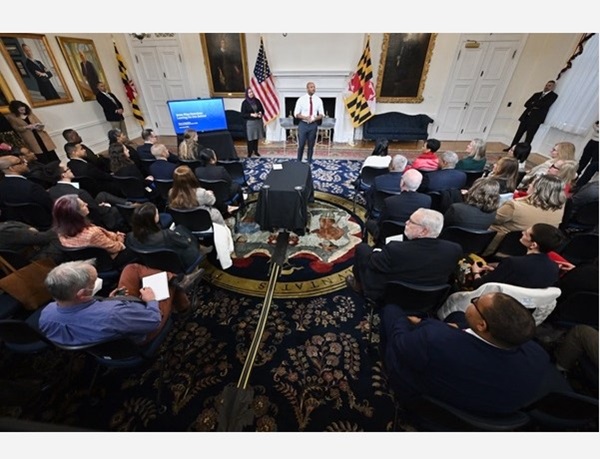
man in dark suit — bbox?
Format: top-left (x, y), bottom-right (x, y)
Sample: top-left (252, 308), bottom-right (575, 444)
top-left (0, 155), bottom-right (54, 217)
top-left (365, 154), bottom-right (408, 213)
top-left (504, 80), bottom-right (558, 151)
top-left (138, 128), bottom-right (178, 163)
top-left (65, 142), bottom-right (122, 197)
top-left (419, 151), bottom-right (467, 193)
top-left (48, 164), bottom-right (128, 231)
top-left (381, 292), bottom-right (561, 415)
top-left (149, 144), bottom-right (178, 181)
top-left (62, 128), bottom-right (110, 173)
top-left (347, 208), bottom-right (462, 302)
top-left (96, 82), bottom-right (128, 137)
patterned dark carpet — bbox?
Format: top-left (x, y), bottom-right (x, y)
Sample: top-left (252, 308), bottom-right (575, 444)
top-left (0, 158), bottom-right (402, 432)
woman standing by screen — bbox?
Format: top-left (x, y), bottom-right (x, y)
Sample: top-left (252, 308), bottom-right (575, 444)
top-left (241, 87), bottom-right (265, 157)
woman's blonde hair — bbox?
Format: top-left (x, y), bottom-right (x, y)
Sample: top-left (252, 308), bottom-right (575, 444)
top-left (467, 138), bottom-right (487, 161)
top-left (178, 129), bottom-right (198, 161)
top-left (554, 142), bottom-right (576, 160)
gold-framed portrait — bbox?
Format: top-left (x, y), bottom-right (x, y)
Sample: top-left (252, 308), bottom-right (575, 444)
top-left (376, 33), bottom-right (437, 103)
top-left (200, 33), bottom-right (249, 98)
top-left (0, 33), bottom-right (73, 107)
top-left (0, 71), bottom-right (15, 114)
top-left (56, 36), bottom-right (109, 102)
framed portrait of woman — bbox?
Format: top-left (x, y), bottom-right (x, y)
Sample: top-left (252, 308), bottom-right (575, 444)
top-left (0, 71), bottom-right (15, 114)
top-left (0, 33), bottom-right (73, 108)
top-left (56, 37), bottom-right (108, 102)
top-left (200, 33), bottom-right (249, 98)
top-left (376, 33), bottom-right (437, 103)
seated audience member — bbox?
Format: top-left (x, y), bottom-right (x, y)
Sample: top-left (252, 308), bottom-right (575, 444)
top-left (13, 145), bottom-right (59, 189)
top-left (381, 292), bottom-right (556, 415)
top-left (419, 150), bottom-right (467, 193)
top-left (368, 154), bottom-right (408, 197)
top-left (561, 177), bottom-right (599, 229)
top-left (107, 128), bottom-right (142, 170)
top-left (518, 141), bottom-right (576, 189)
top-left (65, 142), bottom-right (121, 197)
top-left (39, 260), bottom-right (169, 346)
top-left (444, 177), bottom-right (499, 230)
top-left (48, 163), bottom-right (127, 232)
top-left (485, 156), bottom-right (519, 194)
top-left (554, 324), bottom-right (599, 376)
top-left (178, 129), bottom-right (201, 161)
top-left (456, 138), bottom-right (487, 171)
top-left (507, 142), bottom-right (532, 172)
top-left (0, 155), bottom-right (54, 215)
top-left (360, 149), bottom-right (391, 171)
top-left (515, 159), bottom-right (579, 199)
top-left (0, 220), bottom-right (61, 263)
top-left (485, 175), bottom-right (566, 256)
top-left (470, 223), bottom-right (563, 289)
top-left (52, 194), bottom-right (135, 268)
top-left (365, 169), bottom-right (431, 241)
top-left (62, 128), bottom-right (109, 172)
top-left (138, 128), bottom-right (178, 163)
top-left (126, 202), bottom-right (204, 273)
top-left (168, 166), bottom-right (235, 268)
top-left (149, 143), bottom-right (178, 181)
top-left (194, 147), bottom-right (242, 216)
top-left (347, 208), bottom-right (462, 302)
top-left (169, 165), bottom-right (225, 225)
top-left (365, 154), bottom-right (408, 215)
top-left (108, 142), bottom-right (158, 201)
top-left (411, 138), bottom-right (441, 172)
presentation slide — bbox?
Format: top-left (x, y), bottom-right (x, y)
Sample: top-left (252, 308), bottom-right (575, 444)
top-left (167, 98), bottom-right (228, 134)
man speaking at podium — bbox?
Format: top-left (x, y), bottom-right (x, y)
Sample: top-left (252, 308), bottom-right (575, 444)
top-left (294, 82), bottom-right (324, 163)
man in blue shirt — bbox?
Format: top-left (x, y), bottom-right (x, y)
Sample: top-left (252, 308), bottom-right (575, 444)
top-left (39, 259), bottom-right (163, 346)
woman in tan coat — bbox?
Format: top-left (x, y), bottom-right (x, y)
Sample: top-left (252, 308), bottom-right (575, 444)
top-left (5, 100), bottom-right (59, 164)
top-left (484, 174), bottom-right (566, 256)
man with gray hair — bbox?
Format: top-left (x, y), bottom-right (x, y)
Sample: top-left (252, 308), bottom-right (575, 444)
top-left (149, 143), bottom-right (178, 181)
top-left (365, 169), bottom-right (432, 242)
top-left (347, 208), bottom-right (462, 302)
top-left (419, 150), bottom-right (467, 193)
top-left (39, 259), bottom-right (168, 346)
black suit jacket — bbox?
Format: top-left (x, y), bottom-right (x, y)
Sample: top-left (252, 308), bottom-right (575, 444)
top-left (420, 169), bottom-right (467, 193)
top-left (519, 91), bottom-right (558, 125)
top-left (356, 238), bottom-right (463, 302)
top-left (96, 91), bottom-right (124, 121)
top-left (67, 158), bottom-right (122, 197)
top-left (138, 143), bottom-right (178, 163)
top-left (379, 191), bottom-right (432, 224)
top-left (149, 160), bottom-right (178, 181)
top-left (0, 175), bottom-right (53, 214)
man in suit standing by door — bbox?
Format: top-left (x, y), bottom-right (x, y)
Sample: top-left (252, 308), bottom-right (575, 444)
top-left (504, 80), bottom-right (558, 151)
top-left (96, 82), bottom-right (128, 138)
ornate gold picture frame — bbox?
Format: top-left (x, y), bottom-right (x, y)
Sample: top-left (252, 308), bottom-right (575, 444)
top-left (200, 33), bottom-right (249, 98)
top-left (56, 36), bottom-right (109, 102)
top-left (376, 33), bottom-right (437, 103)
top-left (0, 71), bottom-right (15, 114)
top-left (0, 33), bottom-right (73, 107)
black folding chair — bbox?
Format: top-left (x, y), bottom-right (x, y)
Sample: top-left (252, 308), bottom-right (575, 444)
top-left (439, 226), bottom-right (498, 256)
top-left (1, 201), bottom-right (52, 231)
top-left (166, 206), bottom-right (214, 244)
top-left (353, 166), bottom-right (389, 212)
top-left (112, 175), bottom-right (150, 203)
top-left (218, 159), bottom-right (248, 188)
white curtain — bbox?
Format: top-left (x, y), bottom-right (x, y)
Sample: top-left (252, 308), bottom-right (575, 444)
top-left (545, 33), bottom-right (599, 136)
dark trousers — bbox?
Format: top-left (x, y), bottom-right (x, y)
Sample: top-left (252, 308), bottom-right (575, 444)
top-left (576, 139), bottom-right (599, 188)
top-left (297, 122), bottom-right (318, 162)
top-left (246, 139), bottom-right (259, 156)
top-left (510, 119), bottom-right (541, 147)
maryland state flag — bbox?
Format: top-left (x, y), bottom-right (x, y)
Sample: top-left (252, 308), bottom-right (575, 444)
top-left (344, 37), bottom-right (376, 128)
top-left (113, 41), bottom-right (145, 126)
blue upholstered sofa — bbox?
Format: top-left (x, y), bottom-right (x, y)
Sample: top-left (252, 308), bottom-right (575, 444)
top-left (225, 110), bottom-right (246, 140)
top-left (362, 112), bottom-right (434, 142)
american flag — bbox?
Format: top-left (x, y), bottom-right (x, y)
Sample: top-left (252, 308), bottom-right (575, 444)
top-left (344, 36), bottom-right (376, 128)
top-left (250, 38), bottom-right (279, 124)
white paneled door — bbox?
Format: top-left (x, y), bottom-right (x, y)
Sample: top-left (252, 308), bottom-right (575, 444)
top-left (434, 34), bottom-right (526, 141)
